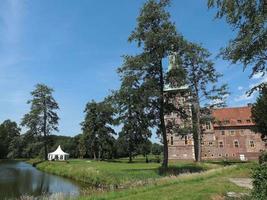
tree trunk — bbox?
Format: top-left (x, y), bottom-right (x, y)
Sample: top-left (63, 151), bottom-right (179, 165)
top-left (159, 61), bottom-right (168, 169)
top-left (194, 101), bottom-right (202, 162)
top-left (93, 148), bottom-right (96, 160)
top-left (43, 100), bottom-right (48, 160)
top-left (98, 147), bottom-right (101, 161)
top-left (129, 150), bottom-right (132, 163)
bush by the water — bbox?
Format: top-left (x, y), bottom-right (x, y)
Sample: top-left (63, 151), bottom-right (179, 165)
top-left (252, 163), bottom-right (267, 200)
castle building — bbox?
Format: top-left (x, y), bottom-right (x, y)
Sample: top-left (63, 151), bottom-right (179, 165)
top-left (166, 104), bottom-right (266, 161)
top-left (165, 54), bottom-right (266, 161)
top-left (201, 106), bottom-right (266, 161)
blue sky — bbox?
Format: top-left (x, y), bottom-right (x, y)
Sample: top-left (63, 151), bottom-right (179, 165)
top-left (0, 0), bottom-right (265, 139)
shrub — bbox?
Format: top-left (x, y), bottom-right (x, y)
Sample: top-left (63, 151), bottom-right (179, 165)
top-left (259, 151), bottom-right (267, 164)
top-left (251, 163), bottom-right (267, 200)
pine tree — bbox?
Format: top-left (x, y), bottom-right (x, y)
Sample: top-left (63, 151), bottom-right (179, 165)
top-left (126, 0), bottom-right (186, 168)
top-left (81, 100), bottom-right (116, 160)
top-left (114, 55), bottom-right (153, 162)
top-left (179, 42), bottom-right (228, 162)
top-left (252, 86), bottom-right (267, 138)
top-left (21, 84), bottom-right (59, 160)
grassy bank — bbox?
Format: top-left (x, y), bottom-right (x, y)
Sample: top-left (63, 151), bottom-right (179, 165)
top-left (79, 163), bottom-right (255, 200)
top-left (36, 157), bottom-right (220, 189)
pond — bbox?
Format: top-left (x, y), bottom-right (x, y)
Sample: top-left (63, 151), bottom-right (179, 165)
top-left (0, 160), bottom-right (83, 199)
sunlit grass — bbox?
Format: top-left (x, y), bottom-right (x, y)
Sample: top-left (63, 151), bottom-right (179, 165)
top-left (79, 163), bottom-right (256, 200)
top-left (36, 156), bottom-right (219, 189)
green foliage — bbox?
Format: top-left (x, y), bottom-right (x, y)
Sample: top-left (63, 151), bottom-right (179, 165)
top-left (21, 84), bottom-right (59, 160)
top-left (114, 55), bottom-right (153, 162)
top-left (0, 120), bottom-right (21, 159)
top-left (252, 163), bottom-right (267, 200)
top-left (119, 0), bottom-right (187, 168)
top-left (179, 42), bottom-right (228, 162)
top-left (252, 87), bottom-right (267, 138)
top-left (259, 151), bottom-right (267, 164)
top-left (151, 143), bottom-right (163, 156)
top-left (208, 0), bottom-right (267, 91)
top-left (81, 100), bottom-right (117, 160)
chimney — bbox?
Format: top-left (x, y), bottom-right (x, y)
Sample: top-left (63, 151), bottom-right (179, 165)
top-left (247, 103), bottom-right (252, 107)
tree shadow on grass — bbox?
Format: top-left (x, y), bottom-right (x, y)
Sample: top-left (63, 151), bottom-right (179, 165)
top-left (121, 165), bottom-right (205, 176)
top-left (158, 165), bottom-right (205, 176)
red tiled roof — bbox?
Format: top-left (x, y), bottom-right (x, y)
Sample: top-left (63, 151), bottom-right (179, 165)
top-left (212, 106), bottom-right (254, 127)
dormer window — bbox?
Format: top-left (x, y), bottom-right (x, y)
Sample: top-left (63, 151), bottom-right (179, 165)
top-left (246, 119), bottom-right (251, 123)
top-left (224, 120), bottom-right (230, 124)
top-left (237, 120), bottom-right (242, 123)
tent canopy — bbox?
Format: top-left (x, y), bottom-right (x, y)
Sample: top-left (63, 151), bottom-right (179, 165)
top-left (48, 145), bottom-right (69, 161)
top-left (49, 145), bottom-right (69, 155)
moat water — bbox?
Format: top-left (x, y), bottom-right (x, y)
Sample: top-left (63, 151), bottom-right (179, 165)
top-left (0, 160), bottom-right (82, 199)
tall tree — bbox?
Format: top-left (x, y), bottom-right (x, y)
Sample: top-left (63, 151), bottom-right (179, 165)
top-left (0, 120), bottom-right (21, 158)
top-left (81, 100), bottom-right (116, 160)
top-left (114, 56), bottom-right (153, 162)
top-left (179, 42), bottom-right (228, 162)
top-left (208, 0), bottom-right (267, 91)
top-left (21, 84), bottom-right (59, 160)
top-left (252, 86), bottom-right (267, 138)
top-left (127, 0), bottom-right (186, 168)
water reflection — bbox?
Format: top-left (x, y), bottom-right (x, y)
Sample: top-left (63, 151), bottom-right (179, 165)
top-left (0, 160), bottom-right (81, 199)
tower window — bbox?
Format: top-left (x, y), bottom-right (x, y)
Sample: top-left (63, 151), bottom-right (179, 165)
top-left (219, 141), bottom-right (224, 148)
top-left (234, 140), bottom-right (239, 148)
top-left (171, 137), bottom-right (173, 145)
top-left (184, 136), bottom-right (188, 145)
top-left (249, 140), bottom-right (255, 148)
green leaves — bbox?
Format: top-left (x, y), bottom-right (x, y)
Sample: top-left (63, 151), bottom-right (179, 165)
top-left (81, 99), bottom-right (117, 160)
top-left (208, 0), bottom-right (267, 90)
top-left (252, 86), bottom-right (267, 138)
top-left (21, 83), bottom-right (59, 160)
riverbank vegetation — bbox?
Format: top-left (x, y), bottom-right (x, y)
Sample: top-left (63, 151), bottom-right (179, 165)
top-left (35, 157), bottom-right (221, 189)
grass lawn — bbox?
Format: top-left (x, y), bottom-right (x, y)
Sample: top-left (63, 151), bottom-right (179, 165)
top-left (35, 157), bottom-right (256, 200)
top-left (36, 156), bottom-right (221, 189)
top-left (79, 162), bottom-right (255, 200)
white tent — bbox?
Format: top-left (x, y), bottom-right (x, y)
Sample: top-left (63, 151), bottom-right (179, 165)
top-left (48, 145), bottom-right (69, 161)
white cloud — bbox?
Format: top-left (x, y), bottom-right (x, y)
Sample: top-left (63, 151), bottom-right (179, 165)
top-left (237, 86), bottom-right (243, 90)
top-left (234, 92), bottom-right (255, 102)
top-left (252, 72), bottom-right (264, 80)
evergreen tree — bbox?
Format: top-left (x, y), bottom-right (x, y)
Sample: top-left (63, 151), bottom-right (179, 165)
top-left (208, 0), bottom-right (267, 91)
top-left (252, 86), bottom-right (267, 138)
top-left (81, 100), bottom-right (116, 160)
top-left (21, 84), bottom-right (59, 160)
top-left (114, 55), bottom-right (153, 162)
top-left (125, 0), bottom-right (186, 168)
top-left (179, 42), bottom-right (228, 162)
top-left (0, 120), bottom-right (21, 158)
